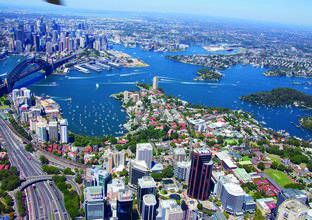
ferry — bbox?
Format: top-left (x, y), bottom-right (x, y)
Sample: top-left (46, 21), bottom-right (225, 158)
top-left (51, 82), bottom-right (59, 86)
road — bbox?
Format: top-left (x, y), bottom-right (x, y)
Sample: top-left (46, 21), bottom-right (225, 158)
top-left (0, 118), bottom-right (69, 220)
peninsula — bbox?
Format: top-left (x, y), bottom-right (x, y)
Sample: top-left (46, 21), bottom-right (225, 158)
top-left (240, 87), bottom-right (312, 107)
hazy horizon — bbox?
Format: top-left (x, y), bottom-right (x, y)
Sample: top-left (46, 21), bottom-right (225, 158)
top-left (1, 0), bottom-right (312, 27)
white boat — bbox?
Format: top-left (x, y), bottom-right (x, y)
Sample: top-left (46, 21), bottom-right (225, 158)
top-left (96, 83), bottom-right (99, 88)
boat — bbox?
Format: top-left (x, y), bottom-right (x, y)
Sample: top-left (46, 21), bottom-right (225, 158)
top-left (67, 98), bottom-right (72, 101)
top-left (51, 82), bottom-right (58, 86)
top-left (46, 95), bottom-right (50, 98)
top-left (18, 59), bottom-right (20, 62)
top-left (4, 62), bottom-right (7, 65)
top-left (96, 83), bottom-right (99, 88)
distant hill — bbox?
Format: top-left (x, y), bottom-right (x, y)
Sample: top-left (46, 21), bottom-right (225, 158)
top-left (240, 87), bottom-right (312, 107)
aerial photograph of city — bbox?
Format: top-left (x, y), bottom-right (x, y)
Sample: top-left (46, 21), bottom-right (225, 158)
top-left (1, 0), bottom-right (312, 219)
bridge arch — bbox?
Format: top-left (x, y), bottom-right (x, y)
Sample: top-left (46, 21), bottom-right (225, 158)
top-left (6, 58), bottom-right (52, 91)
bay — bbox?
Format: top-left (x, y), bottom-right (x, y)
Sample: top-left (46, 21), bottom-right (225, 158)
top-left (1, 46), bottom-right (312, 140)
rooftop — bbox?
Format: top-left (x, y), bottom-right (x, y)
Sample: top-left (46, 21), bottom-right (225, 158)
top-left (143, 194), bottom-right (157, 206)
top-left (138, 176), bottom-right (156, 188)
top-left (193, 147), bottom-right (212, 155)
top-left (136, 143), bottom-right (153, 150)
top-left (85, 186), bottom-right (105, 201)
top-left (117, 189), bottom-right (133, 202)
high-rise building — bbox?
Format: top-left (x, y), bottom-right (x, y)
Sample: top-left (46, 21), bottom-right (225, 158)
top-left (89, 166), bottom-right (112, 196)
top-left (131, 94), bottom-right (140, 103)
top-left (173, 148), bottom-right (186, 162)
top-left (275, 198), bottom-right (309, 220)
top-left (129, 160), bottom-right (150, 187)
top-left (114, 151), bottom-right (126, 168)
top-left (215, 174), bottom-right (247, 214)
top-left (46, 42), bottom-right (53, 53)
top-left (187, 148), bottom-right (213, 200)
top-left (60, 119), bottom-right (68, 144)
top-left (272, 188), bottom-right (308, 220)
top-left (15, 40), bottom-right (23, 53)
top-left (156, 200), bottom-right (184, 220)
top-left (84, 186), bottom-right (105, 220)
top-left (137, 176), bottom-right (156, 213)
top-left (152, 76), bottom-right (159, 90)
top-left (136, 143), bottom-right (153, 170)
top-left (117, 189), bottom-right (133, 220)
top-left (48, 121), bottom-right (58, 141)
top-left (37, 122), bottom-right (47, 142)
top-left (124, 91), bottom-right (129, 103)
top-left (142, 194), bottom-right (157, 220)
top-left (174, 161), bottom-right (191, 181)
top-left (107, 152), bottom-right (113, 173)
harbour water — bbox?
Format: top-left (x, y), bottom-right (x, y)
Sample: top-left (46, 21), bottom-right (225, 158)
top-left (1, 46), bottom-right (312, 139)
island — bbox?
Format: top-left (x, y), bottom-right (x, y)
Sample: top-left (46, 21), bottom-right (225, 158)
top-left (194, 68), bottom-right (222, 81)
top-left (240, 87), bottom-right (312, 107)
top-left (264, 69), bottom-right (287, 77)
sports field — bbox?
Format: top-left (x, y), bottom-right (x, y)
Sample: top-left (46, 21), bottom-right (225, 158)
top-left (263, 169), bottom-right (293, 188)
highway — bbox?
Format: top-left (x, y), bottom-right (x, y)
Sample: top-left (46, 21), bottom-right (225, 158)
top-left (0, 118), bottom-right (69, 220)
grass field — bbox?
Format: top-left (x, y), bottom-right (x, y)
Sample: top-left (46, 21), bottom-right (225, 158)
top-left (268, 156), bottom-right (280, 165)
top-left (242, 156), bottom-right (250, 161)
top-left (0, 105), bottom-right (9, 109)
top-left (263, 169), bottom-right (293, 188)
top-left (225, 139), bottom-right (238, 145)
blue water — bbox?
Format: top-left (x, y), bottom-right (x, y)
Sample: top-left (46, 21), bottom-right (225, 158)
top-left (1, 46), bottom-right (312, 139)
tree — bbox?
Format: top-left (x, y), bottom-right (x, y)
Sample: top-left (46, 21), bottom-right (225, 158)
top-left (277, 164), bottom-right (286, 171)
top-left (25, 144), bottom-right (34, 153)
top-left (208, 210), bottom-right (213, 216)
top-left (197, 203), bottom-right (203, 210)
top-left (258, 162), bottom-right (265, 171)
top-left (162, 166), bottom-right (173, 178)
top-left (151, 173), bottom-right (162, 181)
top-left (39, 155), bottom-right (49, 164)
top-left (270, 161), bottom-right (278, 169)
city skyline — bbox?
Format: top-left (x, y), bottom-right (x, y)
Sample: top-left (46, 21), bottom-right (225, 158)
top-left (1, 0), bottom-right (312, 27)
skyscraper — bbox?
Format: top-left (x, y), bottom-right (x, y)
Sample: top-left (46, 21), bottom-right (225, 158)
top-left (37, 122), bottom-right (47, 142)
top-left (84, 186), bottom-right (105, 220)
top-left (142, 194), bottom-right (157, 220)
top-left (187, 148), bottom-right (213, 200)
top-left (137, 176), bottom-right (156, 214)
top-left (60, 119), bottom-right (68, 143)
top-left (48, 121), bottom-right (58, 141)
top-left (117, 189), bottom-right (133, 220)
top-left (152, 76), bottom-right (159, 90)
top-left (136, 143), bottom-right (153, 170)
top-left (129, 160), bottom-right (149, 187)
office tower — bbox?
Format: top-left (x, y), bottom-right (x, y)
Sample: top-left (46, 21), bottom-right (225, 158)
top-left (8, 41), bottom-right (14, 52)
top-left (215, 174), bottom-right (247, 214)
top-left (58, 41), bottom-right (63, 52)
top-left (48, 121), bottom-right (58, 141)
top-left (108, 152), bottom-right (113, 173)
top-left (68, 38), bottom-right (73, 52)
top-left (137, 176), bottom-right (156, 213)
top-left (94, 40), bottom-right (101, 51)
top-left (136, 143), bottom-right (153, 170)
top-left (23, 89), bottom-right (31, 99)
top-left (124, 91), bottom-right (129, 103)
top-left (33, 35), bottom-right (40, 51)
top-left (52, 30), bottom-right (58, 43)
top-left (84, 186), bottom-right (105, 220)
top-left (173, 148), bottom-right (186, 162)
top-left (15, 23), bottom-right (24, 45)
top-left (272, 188), bottom-right (308, 219)
top-left (142, 194), bottom-right (157, 220)
top-left (174, 161), bottom-right (191, 181)
top-left (129, 160), bottom-right (150, 187)
top-left (157, 200), bottom-right (184, 220)
top-left (46, 42), bottom-right (53, 53)
top-left (117, 189), bottom-right (133, 220)
top-left (275, 198), bottom-right (309, 220)
top-left (15, 40), bottom-right (23, 54)
top-left (60, 119), bottom-right (68, 143)
top-left (12, 89), bottom-right (19, 104)
top-left (37, 122), bottom-right (48, 142)
top-left (187, 148), bottom-right (213, 200)
top-left (114, 151), bottom-right (126, 168)
top-left (107, 179), bottom-right (125, 200)
top-left (152, 76), bottom-right (159, 90)
top-left (92, 167), bottom-right (112, 196)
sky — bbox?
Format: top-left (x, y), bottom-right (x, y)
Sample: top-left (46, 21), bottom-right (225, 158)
top-left (1, 0), bottom-right (312, 26)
